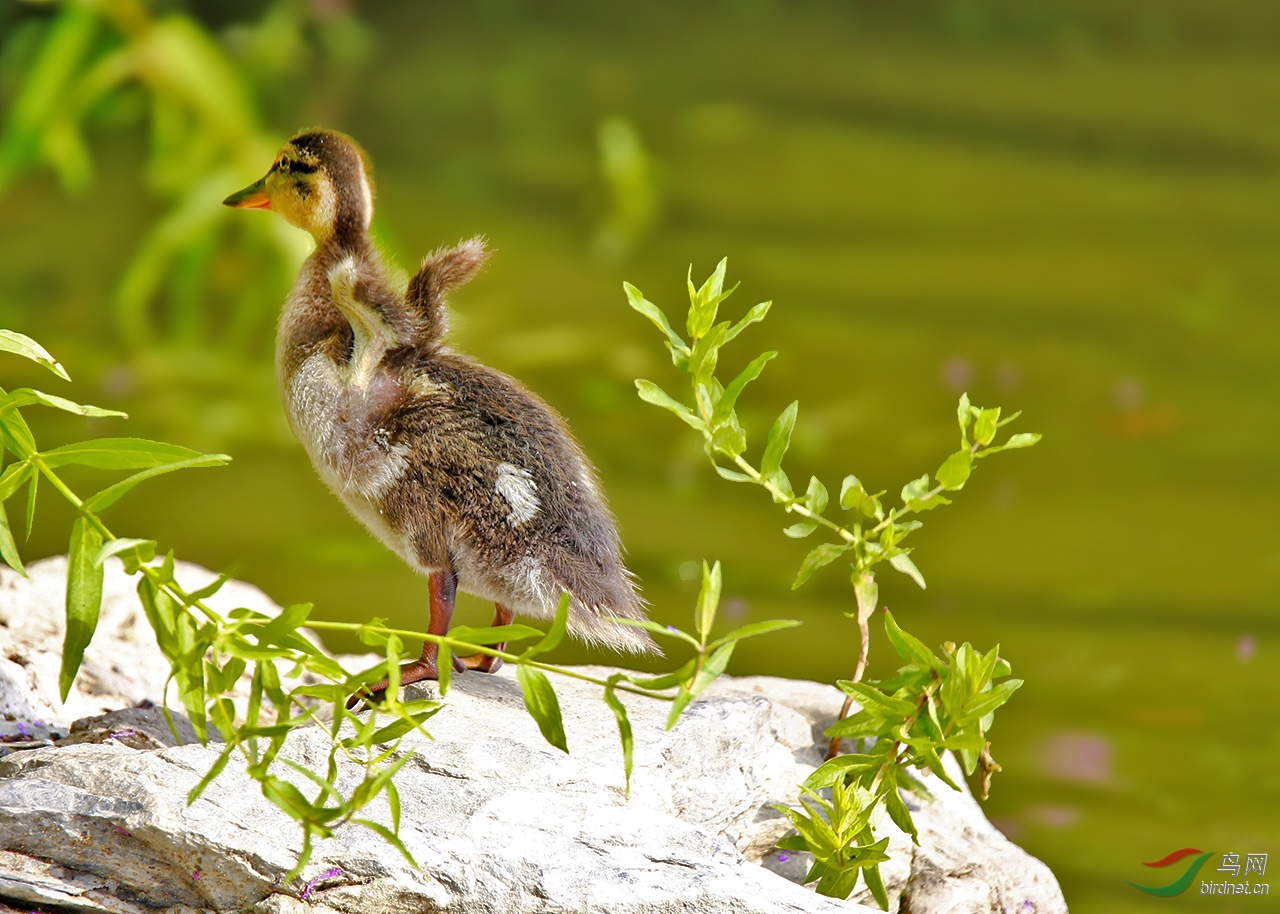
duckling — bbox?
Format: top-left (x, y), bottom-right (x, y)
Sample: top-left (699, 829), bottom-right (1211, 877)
top-left (223, 128), bottom-right (656, 698)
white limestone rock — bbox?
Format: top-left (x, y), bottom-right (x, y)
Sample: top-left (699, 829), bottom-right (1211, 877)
top-left (0, 558), bottom-right (1066, 914)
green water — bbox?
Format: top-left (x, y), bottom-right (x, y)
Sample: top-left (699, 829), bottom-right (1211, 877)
top-left (3, 3), bottom-right (1279, 910)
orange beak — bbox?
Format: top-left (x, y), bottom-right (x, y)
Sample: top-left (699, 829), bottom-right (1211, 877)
top-left (223, 175), bottom-right (272, 210)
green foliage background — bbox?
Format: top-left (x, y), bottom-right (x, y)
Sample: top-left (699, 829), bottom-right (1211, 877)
top-left (2, 2), bottom-right (1278, 911)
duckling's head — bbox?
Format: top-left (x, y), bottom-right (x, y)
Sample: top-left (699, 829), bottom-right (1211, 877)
top-left (223, 128), bottom-right (375, 244)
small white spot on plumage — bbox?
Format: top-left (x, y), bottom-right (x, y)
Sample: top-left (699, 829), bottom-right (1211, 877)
top-left (495, 462), bottom-right (539, 526)
top-left (407, 372), bottom-right (450, 399)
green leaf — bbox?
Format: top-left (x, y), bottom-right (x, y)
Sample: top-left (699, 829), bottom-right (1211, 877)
top-left (666, 641), bottom-right (737, 729)
top-left (706, 618), bottom-right (801, 653)
top-left (603, 674), bottom-right (634, 796)
top-left (956, 392), bottom-right (972, 445)
top-left (961, 679), bottom-right (1024, 722)
top-left (689, 641), bottom-right (735, 697)
top-left (839, 475), bottom-right (882, 519)
top-left (351, 819), bottom-right (418, 869)
top-left (386, 781), bottom-right (402, 835)
top-left (900, 474), bottom-right (950, 512)
top-left (935, 449), bottom-right (973, 491)
top-left (853, 573), bottom-right (878, 624)
top-left (803, 754), bottom-right (880, 789)
top-left (522, 591), bottom-right (570, 658)
top-left (825, 711), bottom-right (892, 740)
top-left (711, 351), bottom-right (776, 426)
top-left (611, 617), bottom-right (701, 649)
top-left (261, 775), bottom-right (314, 823)
top-left (625, 658), bottom-right (696, 691)
top-left (973, 408), bottom-right (1000, 446)
top-left (783, 522), bottom-right (817, 538)
top-left (635, 380), bottom-right (703, 430)
top-left (0, 503), bottom-right (23, 575)
top-left (39, 438), bottom-right (204, 470)
top-left (137, 577), bottom-right (177, 659)
top-left (985, 432), bottom-right (1042, 453)
top-left (888, 552), bottom-right (926, 590)
top-left (687, 258), bottom-right (735, 339)
top-left (760, 401), bottom-right (799, 478)
top-left (695, 560), bottom-right (722, 641)
top-left (0, 462), bottom-right (31, 502)
top-left (666, 690), bottom-right (698, 731)
top-left (623, 282), bottom-right (688, 355)
top-left (710, 421), bottom-right (747, 459)
top-left (0, 410), bottom-right (36, 457)
top-left (59, 516), bottom-right (104, 701)
top-left (187, 744), bottom-right (235, 805)
top-left (445, 623), bottom-right (544, 646)
top-left (815, 861), bottom-right (861, 899)
top-left (82, 455), bottom-right (230, 512)
top-left (792, 542), bottom-right (849, 589)
top-left (713, 464), bottom-right (752, 483)
top-left (368, 707), bottom-right (443, 744)
top-left (863, 860), bottom-right (890, 911)
top-left (804, 476), bottom-right (828, 514)
top-left (883, 610), bottom-right (939, 669)
top-left (721, 300), bottom-right (771, 346)
top-left (900, 474), bottom-right (930, 505)
top-left (93, 537), bottom-right (156, 573)
top-left (516, 665), bottom-right (568, 753)
top-left (172, 615), bottom-right (210, 744)
top-left (0, 331), bottom-right (70, 381)
top-left (689, 323), bottom-right (729, 390)
top-left (24, 469), bottom-right (37, 538)
top-left (0, 388), bottom-right (125, 419)
top-left (835, 681), bottom-right (918, 720)
top-left (772, 468), bottom-right (795, 500)
top-left (188, 572), bottom-right (231, 601)
top-left (882, 778), bottom-right (918, 843)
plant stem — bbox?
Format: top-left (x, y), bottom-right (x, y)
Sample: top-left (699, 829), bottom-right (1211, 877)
top-left (825, 610), bottom-right (871, 760)
top-left (728, 454), bottom-right (857, 542)
top-left (305, 621), bottom-right (675, 700)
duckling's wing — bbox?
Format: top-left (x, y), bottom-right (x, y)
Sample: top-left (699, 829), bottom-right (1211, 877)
top-left (327, 256), bottom-right (404, 385)
top-left (403, 236), bottom-right (490, 346)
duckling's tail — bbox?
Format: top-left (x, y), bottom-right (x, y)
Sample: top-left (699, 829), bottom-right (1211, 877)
top-left (405, 236), bottom-right (491, 345)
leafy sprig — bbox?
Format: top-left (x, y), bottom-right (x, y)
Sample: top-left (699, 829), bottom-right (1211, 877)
top-left (627, 260), bottom-right (1038, 696)
top-left (625, 261), bottom-right (1037, 904)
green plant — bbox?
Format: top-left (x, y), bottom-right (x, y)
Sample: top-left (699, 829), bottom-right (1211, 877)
top-left (0, 326), bottom-right (797, 887)
top-left (0, 0), bottom-right (311, 348)
top-left (625, 260), bottom-right (1037, 904)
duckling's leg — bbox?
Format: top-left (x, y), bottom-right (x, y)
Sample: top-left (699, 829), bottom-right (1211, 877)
top-left (460, 603), bottom-right (514, 673)
top-left (348, 569), bottom-right (465, 707)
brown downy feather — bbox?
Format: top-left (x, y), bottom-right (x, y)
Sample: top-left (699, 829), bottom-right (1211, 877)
top-left (405, 236), bottom-right (491, 346)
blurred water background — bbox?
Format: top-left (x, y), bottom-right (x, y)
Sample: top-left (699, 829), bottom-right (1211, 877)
top-left (1, 2), bottom-right (1278, 910)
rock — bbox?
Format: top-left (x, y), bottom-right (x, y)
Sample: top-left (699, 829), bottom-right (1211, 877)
top-left (0, 556), bottom-right (280, 728)
top-left (0, 558), bottom-right (1066, 913)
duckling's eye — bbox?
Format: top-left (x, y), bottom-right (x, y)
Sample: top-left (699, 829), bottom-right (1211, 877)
top-left (278, 159), bottom-right (317, 176)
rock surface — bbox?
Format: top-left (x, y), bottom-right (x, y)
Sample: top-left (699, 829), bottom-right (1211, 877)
top-left (0, 558), bottom-right (1067, 913)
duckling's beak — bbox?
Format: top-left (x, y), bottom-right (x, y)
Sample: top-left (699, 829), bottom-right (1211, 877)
top-left (223, 176), bottom-right (272, 210)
